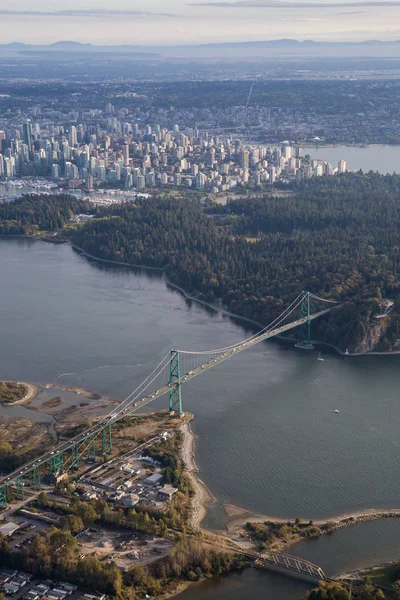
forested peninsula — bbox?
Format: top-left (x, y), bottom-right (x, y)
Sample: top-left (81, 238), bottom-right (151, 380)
top-left (1, 171), bottom-right (400, 353)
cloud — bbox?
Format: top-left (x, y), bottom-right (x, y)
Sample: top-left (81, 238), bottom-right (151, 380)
top-left (190, 0), bottom-right (400, 7)
top-left (0, 9), bottom-right (178, 18)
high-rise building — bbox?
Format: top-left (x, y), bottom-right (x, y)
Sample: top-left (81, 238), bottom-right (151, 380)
top-left (146, 171), bottom-right (156, 187)
top-left (85, 174), bottom-right (94, 190)
top-left (23, 121), bottom-right (32, 152)
top-left (207, 149), bottom-right (215, 168)
top-left (4, 156), bottom-right (16, 178)
top-left (268, 166), bottom-right (276, 184)
top-left (196, 172), bottom-right (206, 189)
top-left (314, 164), bottom-right (324, 177)
top-left (123, 143), bottom-right (130, 167)
top-left (338, 160), bottom-right (347, 173)
top-left (69, 126), bottom-right (77, 147)
top-left (239, 149), bottom-right (249, 169)
top-left (132, 168), bottom-right (141, 186)
top-left (136, 175), bottom-right (146, 189)
top-left (65, 161), bottom-right (79, 180)
top-left (282, 145), bottom-right (293, 159)
top-left (52, 164), bottom-right (60, 179)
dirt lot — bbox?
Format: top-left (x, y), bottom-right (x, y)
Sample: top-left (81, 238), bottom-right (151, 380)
top-left (110, 411), bottom-right (182, 455)
top-left (76, 527), bottom-right (173, 569)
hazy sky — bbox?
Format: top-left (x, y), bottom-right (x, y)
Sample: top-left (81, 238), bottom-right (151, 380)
top-left (0, 0), bottom-right (399, 45)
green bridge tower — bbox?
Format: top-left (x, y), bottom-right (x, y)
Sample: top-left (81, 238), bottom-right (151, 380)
top-left (169, 350), bottom-right (183, 415)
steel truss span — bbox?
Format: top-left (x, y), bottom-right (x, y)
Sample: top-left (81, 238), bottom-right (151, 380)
top-left (0, 291), bottom-right (337, 505)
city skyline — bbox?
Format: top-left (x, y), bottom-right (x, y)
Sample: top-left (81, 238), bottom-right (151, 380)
top-left (0, 0), bottom-right (399, 45)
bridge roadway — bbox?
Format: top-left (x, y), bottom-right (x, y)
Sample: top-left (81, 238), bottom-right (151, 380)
top-left (0, 308), bottom-right (331, 489)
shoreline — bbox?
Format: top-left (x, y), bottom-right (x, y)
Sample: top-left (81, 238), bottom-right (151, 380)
top-left (37, 238), bottom-right (400, 358)
top-left (70, 242), bottom-right (264, 330)
top-left (224, 505), bottom-right (400, 533)
top-left (178, 417), bottom-right (400, 545)
top-left (43, 382), bottom-right (101, 400)
top-left (223, 504), bottom-right (400, 560)
top-left (179, 419), bottom-right (215, 529)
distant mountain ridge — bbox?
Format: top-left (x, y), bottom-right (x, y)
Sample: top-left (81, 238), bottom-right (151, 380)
top-left (2, 38), bottom-right (400, 50)
top-left (2, 38), bottom-right (400, 59)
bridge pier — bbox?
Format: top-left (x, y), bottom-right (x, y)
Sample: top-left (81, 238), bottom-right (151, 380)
top-left (52, 452), bottom-right (65, 474)
top-left (15, 478), bottom-right (24, 500)
top-left (0, 485), bottom-right (7, 508)
top-left (87, 435), bottom-right (97, 462)
top-left (296, 291), bottom-right (314, 350)
top-left (70, 443), bottom-right (82, 470)
top-left (32, 467), bottom-right (41, 490)
top-left (169, 350), bottom-right (183, 415)
top-left (102, 424), bottom-right (113, 455)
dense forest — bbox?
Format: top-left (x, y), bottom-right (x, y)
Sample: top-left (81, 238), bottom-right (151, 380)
top-left (305, 580), bottom-right (393, 599)
top-left (1, 172), bottom-right (400, 352)
top-left (0, 194), bottom-right (92, 235)
top-left (0, 526), bottom-right (240, 599)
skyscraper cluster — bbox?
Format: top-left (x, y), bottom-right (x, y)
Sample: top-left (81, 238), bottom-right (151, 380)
top-left (0, 108), bottom-right (347, 192)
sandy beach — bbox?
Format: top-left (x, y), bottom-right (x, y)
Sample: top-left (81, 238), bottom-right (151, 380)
top-left (180, 419), bottom-right (214, 529)
top-left (224, 505), bottom-right (400, 533)
top-left (179, 417), bottom-right (400, 542)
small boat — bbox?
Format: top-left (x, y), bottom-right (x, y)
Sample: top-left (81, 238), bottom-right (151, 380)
top-left (334, 409), bottom-right (340, 414)
top-left (317, 352), bottom-right (325, 361)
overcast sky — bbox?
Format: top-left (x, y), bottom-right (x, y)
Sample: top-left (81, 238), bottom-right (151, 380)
top-left (0, 0), bottom-right (399, 45)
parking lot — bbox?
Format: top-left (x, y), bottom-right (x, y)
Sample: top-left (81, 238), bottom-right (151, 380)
top-left (4, 518), bottom-right (49, 552)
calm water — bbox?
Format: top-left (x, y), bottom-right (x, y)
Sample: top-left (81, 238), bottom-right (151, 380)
top-left (292, 518), bottom-right (400, 577)
top-left (2, 238), bottom-right (400, 597)
top-left (175, 568), bottom-right (311, 600)
top-left (300, 144), bottom-right (400, 173)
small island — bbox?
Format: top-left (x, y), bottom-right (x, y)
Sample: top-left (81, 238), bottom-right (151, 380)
top-left (0, 380), bottom-right (37, 404)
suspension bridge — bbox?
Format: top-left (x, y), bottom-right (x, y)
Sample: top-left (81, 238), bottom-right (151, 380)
top-left (0, 291), bottom-right (337, 508)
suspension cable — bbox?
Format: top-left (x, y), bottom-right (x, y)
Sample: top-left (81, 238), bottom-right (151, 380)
top-left (308, 293), bottom-right (338, 304)
top-left (178, 292), bottom-right (304, 355)
top-left (63, 354), bottom-right (172, 470)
